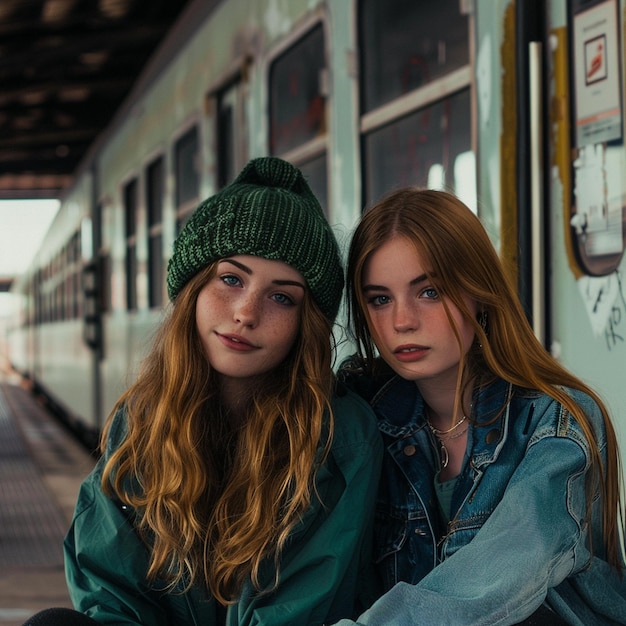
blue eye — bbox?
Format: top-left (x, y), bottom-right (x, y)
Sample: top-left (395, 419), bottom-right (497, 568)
top-left (422, 287), bottom-right (439, 299)
top-left (366, 294), bottom-right (391, 307)
top-left (272, 292), bottom-right (294, 306)
top-left (220, 274), bottom-right (241, 287)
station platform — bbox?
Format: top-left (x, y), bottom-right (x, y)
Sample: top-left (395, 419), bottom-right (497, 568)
top-left (0, 375), bottom-right (96, 626)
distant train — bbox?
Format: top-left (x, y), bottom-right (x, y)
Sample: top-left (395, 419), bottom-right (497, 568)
top-left (7, 0), bottom-right (626, 458)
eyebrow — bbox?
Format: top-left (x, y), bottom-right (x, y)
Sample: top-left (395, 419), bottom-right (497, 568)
top-left (362, 273), bottom-right (429, 293)
top-left (221, 258), bottom-right (305, 290)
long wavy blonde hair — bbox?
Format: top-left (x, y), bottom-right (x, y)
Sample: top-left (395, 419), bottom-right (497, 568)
top-left (101, 262), bottom-right (335, 603)
top-left (347, 187), bottom-right (625, 570)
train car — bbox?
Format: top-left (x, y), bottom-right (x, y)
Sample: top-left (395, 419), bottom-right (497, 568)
top-left (6, 0), bottom-right (626, 463)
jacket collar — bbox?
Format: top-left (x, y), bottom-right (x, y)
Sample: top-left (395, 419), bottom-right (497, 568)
top-left (372, 375), bottom-right (514, 467)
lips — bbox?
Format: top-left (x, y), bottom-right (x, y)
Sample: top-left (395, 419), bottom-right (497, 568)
top-left (394, 344), bottom-right (427, 353)
top-left (216, 332), bottom-right (258, 351)
top-left (393, 344), bottom-right (428, 361)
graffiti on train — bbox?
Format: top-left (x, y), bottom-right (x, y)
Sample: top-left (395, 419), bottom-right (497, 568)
top-left (580, 271), bottom-right (625, 351)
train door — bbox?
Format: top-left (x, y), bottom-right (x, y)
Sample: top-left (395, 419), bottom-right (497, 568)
top-left (475, 0), bottom-right (626, 455)
top-left (547, 0), bottom-right (626, 447)
top-left (475, 0), bottom-right (626, 448)
top-left (513, 0), bottom-right (550, 344)
top-left (472, 0), bottom-right (551, 344)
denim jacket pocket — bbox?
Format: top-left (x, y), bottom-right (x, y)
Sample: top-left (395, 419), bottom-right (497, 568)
top-left (374, 504), bottom-right (437, 588)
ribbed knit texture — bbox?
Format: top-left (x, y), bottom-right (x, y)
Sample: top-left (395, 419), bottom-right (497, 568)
top-left (167, 157), bottom-right (344, 322)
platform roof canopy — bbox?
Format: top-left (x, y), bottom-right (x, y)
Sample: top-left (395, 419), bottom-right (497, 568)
top-left (0, 0), bottom-right (192, 200)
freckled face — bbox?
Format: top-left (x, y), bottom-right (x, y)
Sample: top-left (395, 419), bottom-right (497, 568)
top-left (195, 255), bottom-right (304, 392)
top-left (361, 236), bottom-right (477, 390)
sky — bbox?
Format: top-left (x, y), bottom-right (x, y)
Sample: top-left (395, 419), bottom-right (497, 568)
top-left (0, 199), bottom-right (60, 319)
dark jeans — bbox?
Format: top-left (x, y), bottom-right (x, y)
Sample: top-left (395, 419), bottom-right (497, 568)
top-left (22, 608), bottom-right (98, 626)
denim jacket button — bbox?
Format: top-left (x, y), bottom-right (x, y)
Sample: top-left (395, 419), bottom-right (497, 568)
top-left (403, 444), bottom-right (416, 456)
top-left (485, 429), bottom-right (501, 444)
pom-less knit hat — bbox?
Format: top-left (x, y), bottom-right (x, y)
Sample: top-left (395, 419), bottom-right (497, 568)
top-left (167, 157), bottom-right (344, 322)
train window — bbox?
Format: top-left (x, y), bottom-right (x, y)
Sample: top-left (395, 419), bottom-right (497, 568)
top-left (61, 244), bottom-right (69, 321)
top-left (215, 77), bottom-right (247, 189)
top-left (59, 251), bottom-right (66, 321)
top-left (359, 0), bottom-right (469, 114)
top-left (148, 235), bottom-right (162, 308)
top-left (57, 280), bottom-right (64, 322)
top-left (146, 156), bottom-right (164, 308)
top-left (42, 270), bottom-right (48, 324)
top-left (49, 258), bottom-right (55, 322)
top-left (41, 285), bottom-right (47, 323)
top-left (358, 0), bottom-right (473, 208)
top-left (92, 200), bottom-right (110, 316)
top-left (100, 253), bottom-right (111, 316)
top-left (217, 94), bottom-right (234, 187)
top-left (269, 24), bottom-right (326, 156)
top-left (67, 239), bottom-right (76, 320)
top-left (35, 269), bottom-right (41, 325)
top-left (298, 154), bottom-right (328, 216)
top-left (146, 157), bottom-right (163, 228)
top-left (268, 24), bottom-right (330, 213)
top-left (51, 255), bottom-right (58, 322)
top-left (362, 89), bottom-right (474, 206)
top-left (124, 178), bottom-right (138, 312)
top-left (48, 263), bottom-right (54, 322)
top-left (77, 231), bottom-right (83, 318)
top-left (72, 269), bottom-right (79, 319)
top-left (174, 126), bottom-right (200, 210)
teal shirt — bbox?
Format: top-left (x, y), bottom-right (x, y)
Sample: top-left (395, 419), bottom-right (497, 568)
top-left (64, 388), bottom-right (383, 626)
top-left (433, 475), bottom-right (456, 525)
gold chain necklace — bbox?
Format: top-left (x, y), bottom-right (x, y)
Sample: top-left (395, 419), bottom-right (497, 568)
top-left (425, 412), bottom-right (469, 469)
top-left (426, 413), bottom-right (467, 437)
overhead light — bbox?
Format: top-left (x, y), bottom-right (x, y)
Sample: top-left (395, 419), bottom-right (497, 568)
top-left (0, 0), bottom-right (21, 21)
top-left (80, 51), bottom-right (110, 67)
top-left (42, 0), bottom-right (78, 23)
top-left (14, 117), bottom-right (36, 130)
top-left (58, 87), bottom-right (90, 102)
top-left (99, 0), bottom-right (130, 19)
top-left (21, 91), bottom-right (48, 106)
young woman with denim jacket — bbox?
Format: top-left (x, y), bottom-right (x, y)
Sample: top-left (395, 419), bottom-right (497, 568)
top-left (333, 189), bottom-right (626, 625)
top-left (23, 158), bottom-right (382, 626)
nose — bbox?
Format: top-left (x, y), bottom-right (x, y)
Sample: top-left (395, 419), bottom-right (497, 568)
top-left (233, 293), bottom-right (261, 327)
top-left (393, 300), bottom-right (418, 333)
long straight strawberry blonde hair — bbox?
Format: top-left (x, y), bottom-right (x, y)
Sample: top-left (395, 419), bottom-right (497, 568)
top-left (346, 187), bottom-right (625, 571)
top-left (100, 261), bottom-right (335, 603)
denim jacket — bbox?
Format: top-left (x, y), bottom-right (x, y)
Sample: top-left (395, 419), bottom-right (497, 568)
top-left (334, 374), bottom-right (626, 626)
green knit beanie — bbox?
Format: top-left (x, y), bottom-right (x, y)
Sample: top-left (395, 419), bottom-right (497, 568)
top-left (167, 157), bottom-right (344, 322)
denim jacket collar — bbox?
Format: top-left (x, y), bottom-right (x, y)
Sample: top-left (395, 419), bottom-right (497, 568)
top-left (371, 375), bottom-right (514, 468)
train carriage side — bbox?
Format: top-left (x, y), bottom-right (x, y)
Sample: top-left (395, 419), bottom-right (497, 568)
top-left (8, 174), bottom-right (98, 441)
top-left (474, 0), bottom-right (626, 457)
top-left (6, 0), bottom-right (626, 472)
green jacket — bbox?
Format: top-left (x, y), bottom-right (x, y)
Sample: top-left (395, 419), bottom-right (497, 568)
top-left (64, 387), bottom-right (382, 626)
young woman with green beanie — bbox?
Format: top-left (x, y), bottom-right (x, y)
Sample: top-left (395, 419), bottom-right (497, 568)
top-left (23, 157), bottom-right (382, 626)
